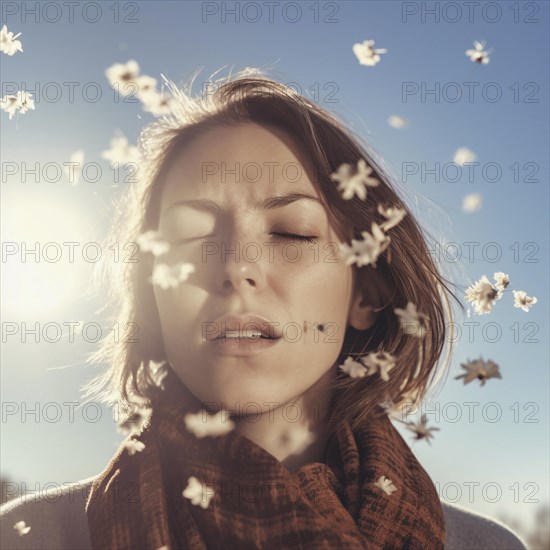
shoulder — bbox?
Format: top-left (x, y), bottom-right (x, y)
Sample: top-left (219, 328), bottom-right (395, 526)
top-left (442, 501), bottom-right (527, 549)
top-left (0, 476), bottom-right (96, 550)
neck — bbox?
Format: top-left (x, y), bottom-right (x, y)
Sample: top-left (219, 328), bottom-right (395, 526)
top-left (233, 367), bottom-right (337, 473)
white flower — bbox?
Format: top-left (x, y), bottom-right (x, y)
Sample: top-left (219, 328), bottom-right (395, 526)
top-left (0, 94), bottom-right (19, 119)
top-left (137, 230), bottom-right (170, 257)
top-left (105, 60), bottom-right (141, 94)
top-left (13, 520), bottom-right (31, 536)
top-left (373, 475), bottom-right (397, 495)
top-left (394, 302), bottom-right (429, 338)
top-left (135, 75), bottom-right (158, 98)
top-left (64, 150), bottom-right (85, 186)
top-left (141, 91), bottom-right (176, 116)
top-left (182, 476), bottom-right (214, 509)
top-left (352, 39), bottom-right (387, 66)
top-left (339, 223), bottom-right (390, 268)
top-left (493, 272), bottom-right (510, 291)
top-left (101, 135), bottom-right (140, 165)
top-left (330, 159), bottom-right (380, 201)
top-left (466, 40), bottom-right (490, 64)
top-left (184, 410), bottom-right (235, 438)
top-left (455, 357), bottom-right (501, 386)
top-left (1, 91), bottom-right (35, 119)
top-left (149, 360), bottom-right (169, 390)
top-left (462, 193), bottom-right (483, 213)
top-left (124, 439), bottom-right (145, 455)
top-left (387, 115), bottom-right (409, 129)
top-left (117, 406), bottom-right (153, 436)
top-left (1, 25), bottom-right (23, 56)
top-left (361, 351), bottom-right (396, 382)
top-left (150, 262), bottom-right (195, 289)
top-left (513, 290), bottom-right (537, 312)
top-left (454, 147), bottom-right (477, 166)
top-left (17, 91), bottom-right (35, 114)
top-left (338, 356), bottom-right (368, 378)
top-left (377, 204), bottom-right (407, 231)
top-left (377, 399), bottom-right (397, 415)
top-left (405, 414), bottom-right (440, 445)
top-left (465, 275), bottom-right (502, 315)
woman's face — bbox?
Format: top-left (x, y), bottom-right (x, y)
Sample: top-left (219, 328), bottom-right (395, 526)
top-left (154, 123), bottom-right (356, 413)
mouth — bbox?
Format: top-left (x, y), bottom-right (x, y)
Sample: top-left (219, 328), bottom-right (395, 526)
top-left (205, 313), bottom-right (283, 356)
top-left (215, 329), bottom-right (280, 341)
top-left (205, 313), bottom-right (283, 342)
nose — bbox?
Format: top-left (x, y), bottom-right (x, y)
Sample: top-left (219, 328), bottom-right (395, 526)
top-left (214, 236), bottom-right (266, 295)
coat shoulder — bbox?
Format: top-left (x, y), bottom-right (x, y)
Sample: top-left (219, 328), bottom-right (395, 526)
top-left (0, 476), bottom-right (96, 550)
top-left (442, 501), bottom-right (528, 549)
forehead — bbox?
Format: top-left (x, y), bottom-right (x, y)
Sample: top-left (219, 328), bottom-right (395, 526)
top-left (159, 123), bottom-right (320, 213)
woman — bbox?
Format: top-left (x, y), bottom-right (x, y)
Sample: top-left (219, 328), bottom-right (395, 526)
top-left (0, 70), bottom-right (527, 549)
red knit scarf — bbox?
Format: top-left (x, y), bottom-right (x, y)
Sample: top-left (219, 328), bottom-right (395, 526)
top-left (86, 368), bottom-right (444, 549)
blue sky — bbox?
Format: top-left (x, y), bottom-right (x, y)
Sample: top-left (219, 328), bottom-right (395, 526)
top-left (1, 0), bottom-right (548, 531)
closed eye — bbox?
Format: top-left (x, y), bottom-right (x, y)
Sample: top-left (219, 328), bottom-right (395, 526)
top-left (172, 233), bottom-right (319, 245)
top-left (271, 232), bottom-right (318, 244)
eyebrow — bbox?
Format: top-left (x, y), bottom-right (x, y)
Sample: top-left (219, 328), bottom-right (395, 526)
top-left (162, 193), bottom-right (323, 215)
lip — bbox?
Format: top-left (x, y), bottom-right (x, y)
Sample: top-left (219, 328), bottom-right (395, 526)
top-left (204, 313), bottom-right (283, 355)
top-left (205, 313), bottom-right (283, 341)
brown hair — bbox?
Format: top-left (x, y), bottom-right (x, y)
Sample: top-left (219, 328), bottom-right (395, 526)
top-left (84, 68), bottom-right (461, 433)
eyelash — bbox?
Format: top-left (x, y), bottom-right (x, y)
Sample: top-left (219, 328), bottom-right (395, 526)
top-left (271, 232), bottom-right (318, 244)
top-left (172, 233), bottom-right (318, 245)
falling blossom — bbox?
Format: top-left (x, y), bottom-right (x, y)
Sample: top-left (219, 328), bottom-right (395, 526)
top-left (377, 399), bottom-right (398, 415)
top-left (182, 476), bottom-right (214, 509)
top-left (124, 439), bottom-right (145, 456)
top-left (493, 272), bottom-right (510, 291)
top-left (339, 356), bottom-right (368, 378)
top-left (453, 147), bottom-right (477, 166)
top-left (361, 351), bottom-right (396, 382)
top-left (513, 290), bottom-right (538, 312)
top-left (373, 476), bottom-right (397, 495)
top-left (1, 91), bottom-right (35, 119)
top-left (462, 193), bottom-right (483, 213)
top-left (105, 60), bottom-right (141, 95)
top-left (149, 360), bottom-right (169, 390)
top-left (134, 74), bottom-right (158, 98)
top-left (0, 95), bottom-right (19, 119)
top-left (141, 91), bottom-right (176, 116)
top-left (352, 39), bottom-right (387, 66)
top-left (184, 410), bottom-right (235, 438)
top-left (465, 40), bottom-right (491, 64)
top-left (150, 262), bottom-right (196, 289)
top-left (338, 223), bottom-right (390, 268)
top-left (137, 230), bottom-right (170, 257)
top-left (405, 414), bottom-right (440, 445)
top-left (64, 150), bottom-right (85, 185)
top-left (377, 204), bottom-right (407, 231)
top-left (13, 520), bottom-right (31, 536)
top-left (1, 25), bottom-right (23, 56)
top-left (465, 275), bottom-right (502, 315)
top-left (117, 406), bottom-right (153, 436)
top-left (394, 302), bottom-right (430, 338)
top-left (388, 115), bottom-right (409, 129)
top-left (102, 135), bottom-right (140, 165)
top-left (330, 159), bottom-right (380, 201)
top-left (455, 357), bottom-right (502, 386)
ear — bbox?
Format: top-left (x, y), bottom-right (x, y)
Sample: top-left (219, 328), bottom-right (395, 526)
top-left (348, 284), bottom-right (378, 331)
